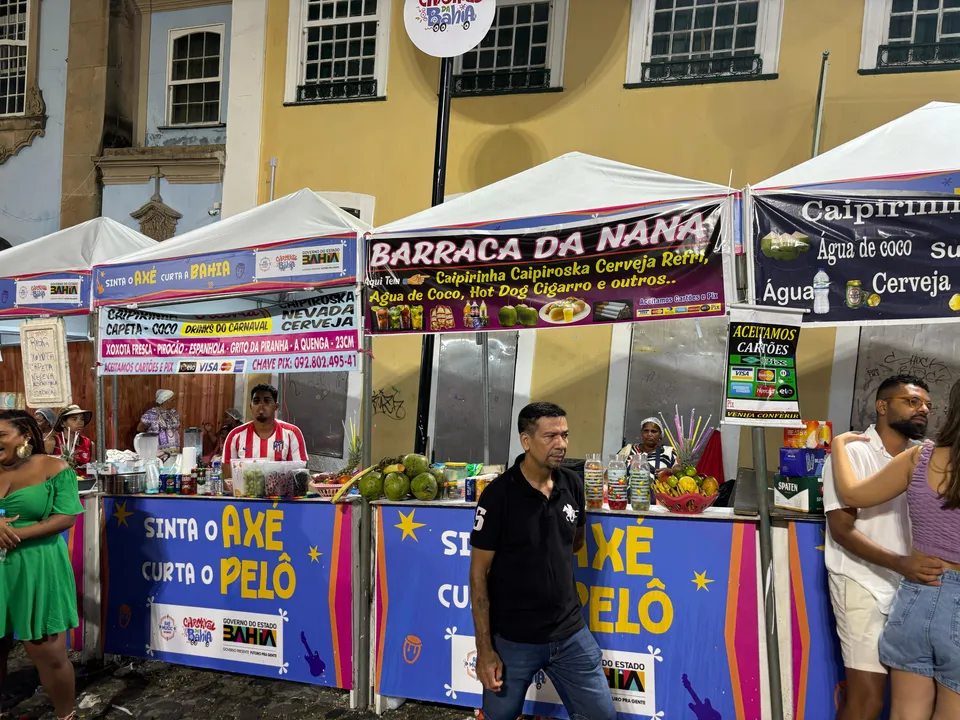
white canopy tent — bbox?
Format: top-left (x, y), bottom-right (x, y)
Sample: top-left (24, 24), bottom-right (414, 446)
top-left (101, 188), bottom-right (370, 272)
top-left (94, 189), bottom-right (372, 473)
top-left (368, 150), bottom-right (740, 478)
top-left (0, 217), bottom-right (155, 341)
top-left (755, 101), bottom-right (960, 190)
top-left (374, 151), bottom-right (736, 235)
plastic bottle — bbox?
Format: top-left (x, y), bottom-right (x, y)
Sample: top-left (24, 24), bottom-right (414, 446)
top-left (0, 508), bottom-right (7, 562)
top-left (813, 268), bottom-right (831, 314)
top-left (584, 454), bottom-right (604, 510)
top-left (607, 456), bottom-right (628, 510)
top-left (630, 453), bottom-right (651, 511)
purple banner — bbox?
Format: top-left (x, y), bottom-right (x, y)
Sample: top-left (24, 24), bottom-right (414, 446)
top-left (364, 203), bottom-right (726, 335)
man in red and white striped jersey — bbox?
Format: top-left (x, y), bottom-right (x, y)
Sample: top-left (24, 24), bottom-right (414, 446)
top-left (223, 384), bottom-right (307, 469)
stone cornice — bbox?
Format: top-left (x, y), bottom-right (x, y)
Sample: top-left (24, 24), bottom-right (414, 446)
top-left (96, 144), bottom-right (225, 185)
top-left (132, 0), bottom-right (231, 13)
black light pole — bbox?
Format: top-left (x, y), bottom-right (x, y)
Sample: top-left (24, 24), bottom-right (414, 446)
top-left (413, 56), bottom-right (455, 456)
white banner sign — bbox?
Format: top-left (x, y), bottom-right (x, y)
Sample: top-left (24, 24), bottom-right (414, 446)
top-left (150, 602), bottom-right (284, 667)
top-left (15, 279), bottom-right (83, 306)
top-left (403, 0), bottom-right (496, 58)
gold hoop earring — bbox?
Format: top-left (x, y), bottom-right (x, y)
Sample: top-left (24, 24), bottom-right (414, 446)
top-left (16, 441), bottom-right (32, 459)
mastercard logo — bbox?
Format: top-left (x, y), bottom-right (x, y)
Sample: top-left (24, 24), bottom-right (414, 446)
top-left (220, 362), bottom-right (232, 372)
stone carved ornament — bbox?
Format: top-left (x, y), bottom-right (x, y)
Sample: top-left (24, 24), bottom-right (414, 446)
top-left (0, 86), bottom-right (47, 166)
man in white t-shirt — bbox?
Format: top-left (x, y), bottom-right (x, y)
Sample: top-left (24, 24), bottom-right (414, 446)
top-left (824, 374), bottom-right (942, 720)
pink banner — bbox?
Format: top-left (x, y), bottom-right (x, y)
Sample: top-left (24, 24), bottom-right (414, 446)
top-left (101, 330), bottom-right (357, 359)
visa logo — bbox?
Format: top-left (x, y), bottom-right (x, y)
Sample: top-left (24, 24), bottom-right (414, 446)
top-left (731, 367), bottom-right (754, 381)
top-left (729, 382), bottom-right (754, 397)
top-left (199, 362), bottom-right (220, 373)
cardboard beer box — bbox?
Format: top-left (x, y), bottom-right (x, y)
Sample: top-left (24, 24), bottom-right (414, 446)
top-left (779, 447), bottom-right (827, 478)
top-left (774, 474), bottom-right (824, 513)
top-left (783, 420), bottom-right (833, 450)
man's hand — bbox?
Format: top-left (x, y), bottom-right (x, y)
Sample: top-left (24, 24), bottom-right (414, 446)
top-left (896, 549), bottom-right (946, 585)
top-left (476, 647), bottom-right (503, 692)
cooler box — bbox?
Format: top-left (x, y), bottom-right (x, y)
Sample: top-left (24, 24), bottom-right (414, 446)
top-left (774, 474), bottom-right (823, 513)
top-left (779, 448), bottom-right (826, 478)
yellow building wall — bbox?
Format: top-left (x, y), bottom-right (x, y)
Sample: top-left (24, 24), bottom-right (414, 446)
top-left (259, 0), bottom-right (960, 462)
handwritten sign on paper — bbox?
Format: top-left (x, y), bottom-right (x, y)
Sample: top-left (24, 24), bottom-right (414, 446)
top-left (20, 318), bottom-right (71, 407)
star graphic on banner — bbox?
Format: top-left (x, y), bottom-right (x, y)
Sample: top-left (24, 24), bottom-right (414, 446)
top-left (692, 570), bottom-right (714, 592)
top-left (308, 546), bottom-right (322, 563)
top-left (113, 501), bottom-right (133, 527)
top-left (395, 509), bottom-right (426, 542)
top-left (816, 529), bottom-right (825, 552)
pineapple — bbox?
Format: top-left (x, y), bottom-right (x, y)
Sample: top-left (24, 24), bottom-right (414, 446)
top-left (338, 416), bottom-right (363, 480)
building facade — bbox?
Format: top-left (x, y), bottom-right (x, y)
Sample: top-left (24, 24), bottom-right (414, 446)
top-left (221, 0), bottom-right (960, 465)
top-left (0, 0), bottom-right (232, 246)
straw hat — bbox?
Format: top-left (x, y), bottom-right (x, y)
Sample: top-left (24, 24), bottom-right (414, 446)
top-left (56, 404), bottom-right (93, 429)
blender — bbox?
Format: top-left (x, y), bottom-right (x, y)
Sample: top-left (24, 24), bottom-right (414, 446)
top-left (134, 431), bottom-right (160, 494)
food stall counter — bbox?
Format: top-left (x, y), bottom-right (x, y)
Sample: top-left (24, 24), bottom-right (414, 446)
top-left (371, 499), bottom-right (765, 717)
top-left (100, 494), bottom-right (360, 690)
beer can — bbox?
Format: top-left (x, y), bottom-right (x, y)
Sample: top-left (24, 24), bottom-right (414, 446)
top-left (159, 473), bottom-right (170, 494)
top-left (465, 476), bottom-right (476, 503)
top-left (173, 473), bottom-right (183, 494)
top-left (477, 477), bottom-right (489, 499)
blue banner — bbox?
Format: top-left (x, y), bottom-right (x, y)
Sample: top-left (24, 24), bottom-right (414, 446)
top-left (375, 506), bottom-right (762, 718)
top-left (103, 497), bottom-right (355, 688)
top-left (94, 236), bottom-right (359, 306)
top-left (0, 275), bottom-right (89, 317)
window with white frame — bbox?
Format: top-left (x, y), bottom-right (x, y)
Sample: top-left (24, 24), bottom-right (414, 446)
top-left (625, 0), bottom-right (783, 86)
top-left (287, 0), bottom-right (391, 104)
top-left (861, 0), bottom-right (960, 72)
top-left (454, 0), bottom-right (568, 96)
top-left (0, 0), bottom-right (29, 116)
top-left (167, 25), bottom-right (224, 126)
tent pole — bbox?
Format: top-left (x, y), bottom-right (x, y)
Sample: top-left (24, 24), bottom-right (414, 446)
top-left (811, 50), bottom-right (830, 158)
top-left (753, 426), bottom-right (784, 718)
top-left (93, 314), bottom-right (105, 463)
top-left (413, 56), bottom-right (454, 456)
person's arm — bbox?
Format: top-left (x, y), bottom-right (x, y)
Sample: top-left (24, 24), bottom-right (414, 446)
top-left (574, 471), bottom-right (586, 553)
top-left (289, 425), bottom-right (308, 462)
top-left (470, 548), bottom-right (501, 691)
top-left (469, 484), bottom-right (504, 692)
top-left (833, 433), bottom-right (915, 508)
top-left (15, 514), bottom-right (77, 541)
top-left (826, 508), bottom-right (944, 584)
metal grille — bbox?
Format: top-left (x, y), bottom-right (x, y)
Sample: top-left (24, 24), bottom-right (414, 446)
top-left (457, 2), bottom-right (552, 95)
top-left (880, 0), bottom-right (960, 67)
top-left (0, 0), bottom-right (28, 116)
top-left (169, 30), bottom-right (222, 125)
top-left (300, 0), bottom-right (379, 102)
top-left (644, 0), bottom-right (760, 83)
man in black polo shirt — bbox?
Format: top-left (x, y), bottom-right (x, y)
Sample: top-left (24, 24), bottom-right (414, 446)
top-left (470, 402), bottom-right (616, 720)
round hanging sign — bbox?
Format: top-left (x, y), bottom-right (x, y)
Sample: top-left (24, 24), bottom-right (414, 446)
top-left (403, 0), bottom-right (497, 58)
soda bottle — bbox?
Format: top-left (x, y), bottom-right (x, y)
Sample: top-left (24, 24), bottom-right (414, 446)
top-left (813, 268), bottom-right (831, 315)
top-left (607, 455), bottom-right (628, 510)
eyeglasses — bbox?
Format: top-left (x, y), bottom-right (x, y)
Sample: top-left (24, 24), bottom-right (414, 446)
top-left (881, 395), bottom-right (937, 413)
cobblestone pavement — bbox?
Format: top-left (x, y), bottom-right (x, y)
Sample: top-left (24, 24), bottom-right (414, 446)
top-left (1, 649), bottom-right (471, 720)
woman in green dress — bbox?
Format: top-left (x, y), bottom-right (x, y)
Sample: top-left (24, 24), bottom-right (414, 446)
top-left (0, 410), bottom-right (83, 720)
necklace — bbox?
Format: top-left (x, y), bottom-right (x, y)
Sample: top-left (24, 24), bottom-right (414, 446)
top-left (0, 457), bottom-right (29, 472)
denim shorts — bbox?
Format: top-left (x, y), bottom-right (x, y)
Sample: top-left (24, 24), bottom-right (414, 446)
top-left (879, 570), bottom-right (960, 693)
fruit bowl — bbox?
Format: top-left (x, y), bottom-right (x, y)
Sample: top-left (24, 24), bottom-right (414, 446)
top-left (654, 490), bottom-right (719, 515)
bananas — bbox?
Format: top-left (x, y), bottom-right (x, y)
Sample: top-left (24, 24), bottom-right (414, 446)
top-left (653, 479), bottom-right (684, 498)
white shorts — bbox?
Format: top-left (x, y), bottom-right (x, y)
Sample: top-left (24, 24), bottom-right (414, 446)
top-left (828, 574), bottom-right (887, 674)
